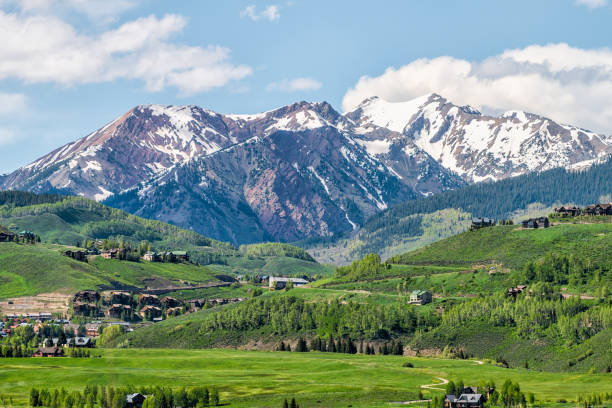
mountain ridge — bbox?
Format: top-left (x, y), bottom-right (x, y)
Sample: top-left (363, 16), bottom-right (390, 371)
top-left (2, 94), bottom-right (610, 244)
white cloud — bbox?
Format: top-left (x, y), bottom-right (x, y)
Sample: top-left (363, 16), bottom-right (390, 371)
top-left (342, 43), bottom-right (612, 133)
top-left (0, 92), bottom-right (27, 116)
top-left (240, 4), bottom-right (280, 21)
top-left (0, 11), bottom-right (252, 95)
top-left (1, 0), bottom-right (139, 23)
top-left (575, 0), bottom-right (607, 8)
top-left (266, 77), bottom-right (322, 92)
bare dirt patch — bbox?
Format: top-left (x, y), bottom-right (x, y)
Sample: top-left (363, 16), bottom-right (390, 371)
top-left (0, 292), bottom-right (71, 315)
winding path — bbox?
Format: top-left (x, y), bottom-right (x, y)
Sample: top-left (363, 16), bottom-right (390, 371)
top-left (420, 376), bottom-right (449, 391)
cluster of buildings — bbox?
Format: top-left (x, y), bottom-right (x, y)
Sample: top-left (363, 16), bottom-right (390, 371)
top-left (142, 251), bottom-right (189, 262)
top-left (555, 203), bottom-right (612, 217)
top-left (409, 290), bottom-right (432, 305)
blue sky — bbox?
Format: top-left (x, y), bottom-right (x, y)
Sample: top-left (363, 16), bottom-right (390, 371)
top-left (1, 0), bottom-right (612, 173)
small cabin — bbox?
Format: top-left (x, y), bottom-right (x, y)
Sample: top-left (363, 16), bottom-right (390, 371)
top-left (269, 277), bottom-right (308, 289)
top-left (470, 217), bottom-right (495, 231)
top-left (521, 216), bottom-right (549, 229)
top-left (409, 290), bottom-right (432, 305)
top-left (33, 346), bottom-right (64, 357)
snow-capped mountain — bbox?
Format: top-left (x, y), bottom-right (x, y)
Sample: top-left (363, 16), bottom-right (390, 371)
top-left (2, 93), bottom-right (609, 243)
top-left (348, 93), bottom-right (612, 182)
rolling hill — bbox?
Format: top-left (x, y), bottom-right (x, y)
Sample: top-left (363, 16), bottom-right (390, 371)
top-left (301, 156), bottom-right (612, 264)
top-left (0, 191), bottom-right (333, 300)
top-left (108, 217), bottom-right (611, 373)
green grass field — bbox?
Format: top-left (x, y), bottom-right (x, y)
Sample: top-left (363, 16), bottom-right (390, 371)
top-left (0, 349), bottom-right (610, 407)
top-left (0, 243), bottom-right (220, 299)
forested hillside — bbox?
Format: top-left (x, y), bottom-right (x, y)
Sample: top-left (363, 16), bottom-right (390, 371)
top-left (302, 157), bottom-right (612, 264)
top-left (111, 219), bottom-right (612, 373)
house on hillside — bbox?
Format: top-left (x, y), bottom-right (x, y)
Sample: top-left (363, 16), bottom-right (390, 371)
top-left (126, 393), bottom-right (146, 408)
top-left (445, 387), bottom-right (488, 408)
top-left (161, 296), bottom-right (182, 308)
top-left (470, 217), bottom-right (495, 231)
top-left (33, 346), bottom-right (64, 357)
top-left (409, 290), bottom-right (432, 305)
top-left (521, 216), bottom-right (549, 229)
top-left (172, 251), bottom-right (189, 262)
top-left (138, 294), bottom-right (161, 307)
top-left (106, 304), bottom-right (131, 319)
top-left (585, 203), bottom-right (612, 215)
top-left (140, 305), bottom-right (162, 320)
top-left (0, 226), bottom-right (15, 242)
top-left (101, 249), bottom-right (118, 259)
top-left (73, 302), bottom-right (98, 316)
top-left (269, 277), bottom-right (308, 289)
top-left (73, 290), bottom-right (99, 304)
top-left (554, 206), bottom-right (581, 217)
top-left (64, 250), bottom-right (88, 262)
top-left (142, 252), bottom-right (161, 262)
top-left (110, 291), bottom-right (132, 305)
top-left (67, 336), bottom-right (92, 348)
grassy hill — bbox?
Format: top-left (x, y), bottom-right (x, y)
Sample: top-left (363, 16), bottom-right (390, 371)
top-left (0, 192), bottom-right (332, 296)
top-left (301, 157), bottom-right (612, 264)
top-left (0, 242), bottom-right (220, 299)
top-left (111, 218), bottom-right (612, 373)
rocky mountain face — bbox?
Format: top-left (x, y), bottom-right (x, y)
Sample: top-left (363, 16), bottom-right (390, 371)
top-left (348, 93), bottom-right (612, 182)
top-left (2, 94), bottom-right (610, 244)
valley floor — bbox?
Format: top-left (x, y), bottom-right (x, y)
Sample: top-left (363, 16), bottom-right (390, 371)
top-left (0, 349), bottom-right (610, 407)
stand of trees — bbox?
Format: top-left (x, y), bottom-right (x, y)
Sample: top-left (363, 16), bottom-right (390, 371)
top-left (29, 386), bottom-right (220, 408)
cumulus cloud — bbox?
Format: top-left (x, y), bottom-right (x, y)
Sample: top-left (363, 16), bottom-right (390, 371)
top-left (575, 0), bottom-right (607, 8)
top-left (1, 0), bottom-right (139, 23)
top-left (240, 4), bottom-right (280, 21)
top-left (0, 11), bottom-right (252, 95)
top-left (266, 77), bottom-right (322, 92)
top-left (342, 43), bottom-right (612, 133)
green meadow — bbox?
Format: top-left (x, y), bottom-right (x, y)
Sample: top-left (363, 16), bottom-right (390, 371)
top-left (0, 349), bottom-right (610, 407)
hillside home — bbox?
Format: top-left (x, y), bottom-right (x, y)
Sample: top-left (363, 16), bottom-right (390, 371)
top-left (33, 346), bottom-right (64, 357)
top-left (470, 217), bottom-right (495, 230)
top-left (269, 277), bottom-right (309, 289)
top-left (140, 305), bottom-right (162, 320)
top-left (554, 206), bottom-right (581, 217)
top-left (172, 251), bottom-right (189, 262)
top-left (166, 307), bottom-right (182, 317)
top-left (138, 294), bottom-right (161, 307)
top-left (73, 302), bottom-right (98, 316)
top-left (409, 290), bottom-right (432, 305)
top-left (444, 393), bottom-right (485, 408)
top-left (126, 393), bottom-right (146, 408)
top-left (521, 216), bottom-right (549, 229)
top-left (161, 296), bottom-right (182, 308)
top-left (142, 251), bottom-right (161, 262)
top-left (101, 249), bottom-right (118, 259)
top-left (0, 226), bottom-right (15, 242)
top-left (110, 291), bottom-right (132, 305)
top-left (64, 250), bottom-right (88, 262)
top-left (73, 290), bottom-right (99, 304)
top-left (106, 304), bottom-right (131, 319)
top-left (67, 336), bottom-right (92, 348)
top-left (585, 203), bottom-right (612, 215)
top-left (85, 323), bottom-right (100, 337)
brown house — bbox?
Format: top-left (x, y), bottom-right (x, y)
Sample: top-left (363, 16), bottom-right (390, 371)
top-left (138, 294), bottom-right (161, 307)
top-left (161, 296), bottom-right (182, 308)
top-left (166, 307), bottom-right (182, 317)
top-left (107, 304), bottom-right (131, 319)
top-left (73, 302), bottom-right (98, 316)
top-left (110, 291), bottom-right (132, 305)
top-left (140, 305), bottom-right (162, 319)
top-left (554, 206), bottom-right (581, 217)
top-left (33, 346), bottom-right (64, 357)
top-left (521, 216), bottom-right (549, 229)
top-left (64, 250), bottom-right (88, 262)
top-left (0, 226), bottom-right (15, 242)
top-left (101, 249), bottom-right (118, 259)
top-left (585, 203), bottom-right (612, 216)
top-left (73, 290), bottom-right (100, 304)
top-left (506, 285), bottom-right (528, 298)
